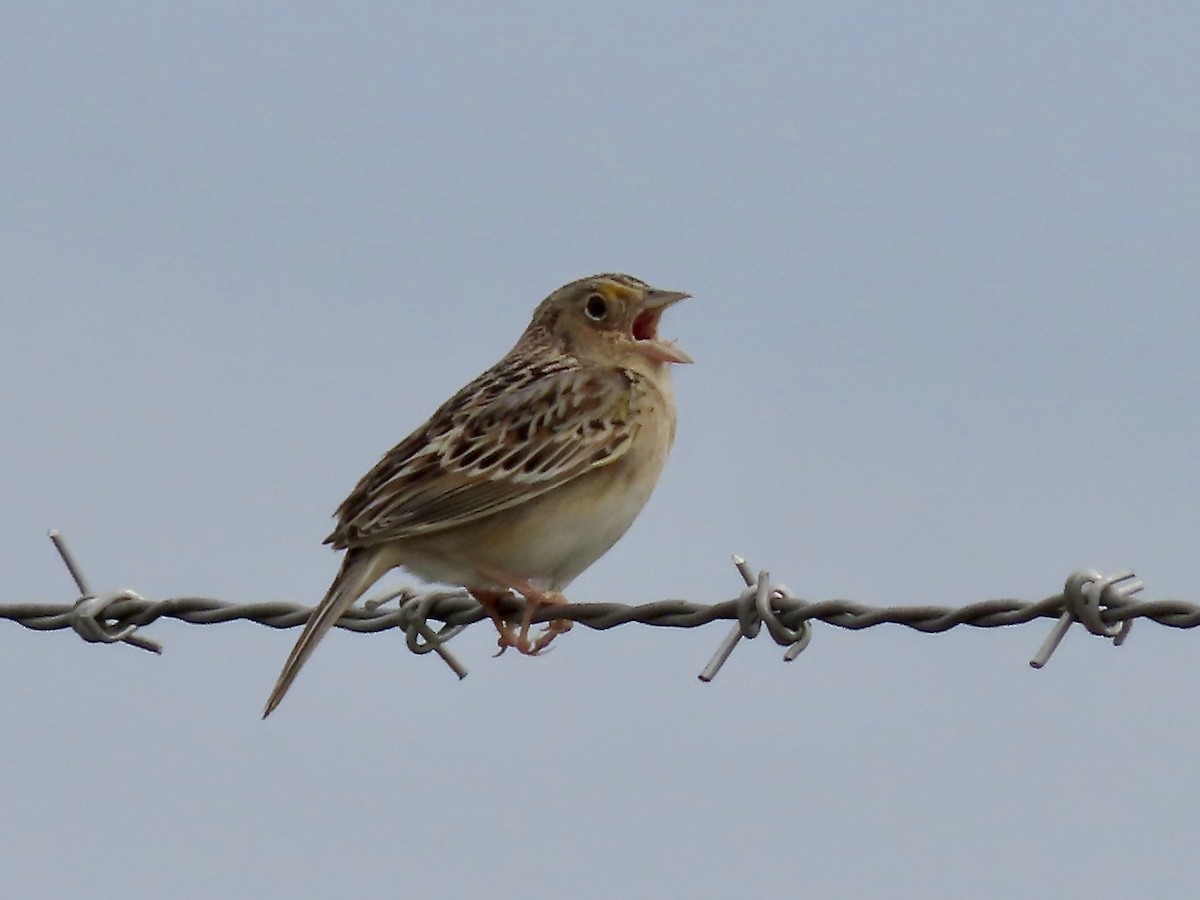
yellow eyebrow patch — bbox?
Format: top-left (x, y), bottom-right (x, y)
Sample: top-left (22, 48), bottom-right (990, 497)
top-left (596, 280), bottom-right (640, 303)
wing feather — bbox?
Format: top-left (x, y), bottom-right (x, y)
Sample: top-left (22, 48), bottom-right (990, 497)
top-left (327, 362), bottom-right (638, 548)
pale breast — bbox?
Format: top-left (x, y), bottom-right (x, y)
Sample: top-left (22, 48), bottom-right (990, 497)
top-left (395, 369), bottom-right (677, 592)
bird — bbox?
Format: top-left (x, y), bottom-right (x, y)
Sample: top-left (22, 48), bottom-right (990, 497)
top-left (262, 273), bottom-right (691, 717)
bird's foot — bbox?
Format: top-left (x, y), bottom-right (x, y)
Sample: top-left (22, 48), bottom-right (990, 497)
top-left (517, 588), bottom-right (567, 652)
top-left (471, 576), bottom-right (573, 657)
top-left (471, 588), bottom-right (525, 657)
top-left (493, 618), bottom-right (571, 656)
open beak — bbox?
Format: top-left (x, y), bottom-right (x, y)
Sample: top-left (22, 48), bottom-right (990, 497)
top-left (632, 289), bottom-right (693, 365)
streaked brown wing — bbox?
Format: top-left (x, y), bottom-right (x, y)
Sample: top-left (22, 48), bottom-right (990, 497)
top-left (327, 363), bottom-right (637, 548)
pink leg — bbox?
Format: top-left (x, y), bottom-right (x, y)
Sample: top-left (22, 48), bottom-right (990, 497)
top-left (469, 588), bottom-right (521, 656)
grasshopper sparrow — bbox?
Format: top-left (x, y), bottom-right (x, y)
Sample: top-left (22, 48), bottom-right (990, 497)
top-left (263, 273), bottom-right (690, 716)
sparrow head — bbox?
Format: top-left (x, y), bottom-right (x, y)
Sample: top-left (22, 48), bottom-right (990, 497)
top-left (527, 273), bottom-right (692, 366)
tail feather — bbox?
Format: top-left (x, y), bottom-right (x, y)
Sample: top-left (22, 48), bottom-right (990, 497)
top-left (262, 548), bottom-right (388, 718)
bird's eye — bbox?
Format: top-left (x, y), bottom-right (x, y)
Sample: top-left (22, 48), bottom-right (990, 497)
top-left (584, 294), bottom-right (608, 320)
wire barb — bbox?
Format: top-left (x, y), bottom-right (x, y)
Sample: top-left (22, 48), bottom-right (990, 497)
top-left (698, 557), bottom-right (811, 682)
top-left (370, 588), bottom-right (469, 679)
top-left (47, 530), bottom-right (162, 654)
top-left (1029, 569), bottom-right (1142, 669)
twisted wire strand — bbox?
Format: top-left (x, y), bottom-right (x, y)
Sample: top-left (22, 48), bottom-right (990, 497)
top-left (4, 589), bottom-right (1199, 637)
top-left (8, 531), bottom-right (1195, 679)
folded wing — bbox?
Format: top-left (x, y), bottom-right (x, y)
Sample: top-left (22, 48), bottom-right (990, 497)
top-left (328, 364), bottom-right (637, 548)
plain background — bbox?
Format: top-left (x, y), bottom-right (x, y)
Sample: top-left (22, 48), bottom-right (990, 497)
top-left (3, 3), bottom-right (1198, 898)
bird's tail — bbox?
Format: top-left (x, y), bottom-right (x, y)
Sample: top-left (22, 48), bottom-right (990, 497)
top-left (262, 548), bottom-right (388, 718)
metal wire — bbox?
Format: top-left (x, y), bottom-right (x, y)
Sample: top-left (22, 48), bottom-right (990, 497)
top-left (4, 533), bottom-right (1197, 681)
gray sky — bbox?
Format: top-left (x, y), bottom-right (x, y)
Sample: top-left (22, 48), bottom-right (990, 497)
top-left (3, 2), bottom-right (1198, 897)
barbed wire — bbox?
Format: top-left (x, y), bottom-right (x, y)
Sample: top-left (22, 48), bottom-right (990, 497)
top-left (3, 532), bottom-right (1197, 680)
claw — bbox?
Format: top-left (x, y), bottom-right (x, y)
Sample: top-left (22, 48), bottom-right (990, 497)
top-left (530, 619), bottom-right (573, 654)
